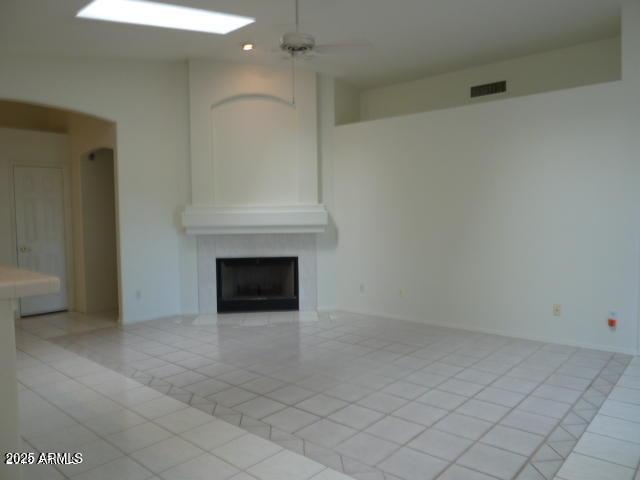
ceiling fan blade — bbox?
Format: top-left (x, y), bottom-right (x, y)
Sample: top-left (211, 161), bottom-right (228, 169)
top-left (313, 41), bottom-right (373, 54)
top-left (269, 44), bottom-right (292, 57)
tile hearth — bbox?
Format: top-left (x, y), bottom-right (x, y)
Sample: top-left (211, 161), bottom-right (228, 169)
top-left (17, 311), bottom-right (639, 480)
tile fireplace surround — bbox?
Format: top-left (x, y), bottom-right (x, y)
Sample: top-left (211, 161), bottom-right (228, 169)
top-left (197, 234), bottom-right (318, 314)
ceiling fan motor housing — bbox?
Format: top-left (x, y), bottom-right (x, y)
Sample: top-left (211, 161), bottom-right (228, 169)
top-left (280, 32), bottom-right (316, 55)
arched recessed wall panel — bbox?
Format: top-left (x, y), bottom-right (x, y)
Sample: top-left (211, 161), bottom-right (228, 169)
top-left (188, 61), bottom-right (319, 208)
top-left (211, 95), bottom-right (299, 206)
top-left (183, 61), bottom-right (327, 234)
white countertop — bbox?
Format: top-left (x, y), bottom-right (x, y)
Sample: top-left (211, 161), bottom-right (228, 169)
top-left (0, 266), bottom-right (60, 300)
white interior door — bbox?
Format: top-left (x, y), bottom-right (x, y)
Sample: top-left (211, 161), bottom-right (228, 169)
top-left (13, 166), bottom-right (68, 316)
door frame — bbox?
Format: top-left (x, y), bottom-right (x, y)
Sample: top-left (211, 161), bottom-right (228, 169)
top-left (9, 163), bottom-right (75, 316)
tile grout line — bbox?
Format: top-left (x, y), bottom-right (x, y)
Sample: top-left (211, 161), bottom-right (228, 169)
top-left (50, 318), bottom-right (533, 476)
top-left (360, 340), bottom-right (554, 477)
top-left (47, 320), bottom-right (600, 478)
top-left (554, 356), bottom-right (640, 480)
top-left (26, 314), bottom-right (635, 480)
top-left (18, 347), bottom-right (339, 480)
top-left (525, 353), bottom-right (632, 480)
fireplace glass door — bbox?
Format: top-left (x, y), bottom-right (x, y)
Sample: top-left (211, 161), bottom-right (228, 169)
top-left (216, 257), bottom-right (299, 313)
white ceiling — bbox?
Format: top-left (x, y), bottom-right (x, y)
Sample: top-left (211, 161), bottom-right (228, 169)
top-left (0, 0), bottom-right (622, 88)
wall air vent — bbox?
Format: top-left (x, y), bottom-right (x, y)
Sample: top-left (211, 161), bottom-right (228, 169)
top-left (470, 81), bottom-right (507, 98)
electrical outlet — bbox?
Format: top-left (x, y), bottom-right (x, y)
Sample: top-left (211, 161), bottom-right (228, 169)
top-left (553, 304), bottom-right (562, 317)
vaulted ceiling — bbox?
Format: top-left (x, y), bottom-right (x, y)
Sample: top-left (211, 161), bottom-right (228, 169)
top-left (0, 0), bottom-right (622, 87)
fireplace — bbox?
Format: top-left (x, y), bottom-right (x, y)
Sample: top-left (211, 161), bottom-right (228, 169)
top-left (216, 257), bottom-right (299, 313)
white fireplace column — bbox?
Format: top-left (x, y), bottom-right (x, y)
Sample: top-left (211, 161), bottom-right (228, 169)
top-left (182, 61), bottom-right (329, 314)
top-left (182, 61), bottom-right (328, 235)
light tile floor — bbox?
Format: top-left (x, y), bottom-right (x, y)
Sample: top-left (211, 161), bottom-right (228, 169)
top-left (15, 311), bottom-right (640, 480)
top-left (555, 355), bottom-right (640, 480)
top-left (15, 315), bottom-right (348, 480)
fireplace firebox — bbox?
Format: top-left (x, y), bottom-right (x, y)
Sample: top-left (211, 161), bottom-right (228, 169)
top-left (216, 257), bottom-right (299, 313)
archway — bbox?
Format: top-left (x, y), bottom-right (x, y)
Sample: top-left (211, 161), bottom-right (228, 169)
top-left (0, 99), bottom-right (122, 322)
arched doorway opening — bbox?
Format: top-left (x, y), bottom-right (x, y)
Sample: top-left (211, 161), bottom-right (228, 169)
top-left (0, 99), bottom-right (121, 323)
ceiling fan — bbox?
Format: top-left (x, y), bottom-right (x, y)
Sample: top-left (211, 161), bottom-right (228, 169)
top-left (275, 0), bottom-right (370, 104)
top-left (279, 0), bottom-right (370, 58)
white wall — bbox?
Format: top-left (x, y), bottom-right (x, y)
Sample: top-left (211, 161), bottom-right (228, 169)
top-left (359, 37), bottom-right (621, 121)
top-left (329, 3), bottom-right (640, 354)
top-left (333, 80), bottom-right (639, 354)
top-left (0, 57), bottom-right (195, 322)
top-left (334, 79), bottom-right (361, 126)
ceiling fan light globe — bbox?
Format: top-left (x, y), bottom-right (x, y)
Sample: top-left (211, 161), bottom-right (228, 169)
top-left (280, 32), bottom-right (316, 55)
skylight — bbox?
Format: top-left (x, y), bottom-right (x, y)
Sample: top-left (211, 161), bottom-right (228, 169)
top-left (77, 0), bottom-right (255, 35)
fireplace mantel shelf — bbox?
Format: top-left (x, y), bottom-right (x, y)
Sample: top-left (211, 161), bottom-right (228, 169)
top-left (182, 204), bottom-right (328, 235)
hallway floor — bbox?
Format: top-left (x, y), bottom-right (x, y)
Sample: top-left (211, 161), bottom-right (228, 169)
top-left (15, 311), bottom-right (640, 480)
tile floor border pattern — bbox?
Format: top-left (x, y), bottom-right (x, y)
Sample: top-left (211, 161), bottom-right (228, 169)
top-left (554, 355), bottom-right (640, 480)
top-left (15, 328), bottom-right (351, 480)
top-left (90, 341), bottom-right (630, 480)
top-left (26, 311), bottom-right (635, 480)
top-left (129, 340), bottom-right (630, 480)
top-left (516, 353), bottom-right (632, 480)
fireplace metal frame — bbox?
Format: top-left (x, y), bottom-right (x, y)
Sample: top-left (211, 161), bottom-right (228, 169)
top-left (216, 257), bottom-right (299, 313)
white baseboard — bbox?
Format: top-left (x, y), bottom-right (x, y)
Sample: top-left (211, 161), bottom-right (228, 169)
top-left (340, 307), bottom-right (639, 357)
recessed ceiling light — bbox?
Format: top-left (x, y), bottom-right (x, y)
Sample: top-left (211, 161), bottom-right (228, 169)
top-left (77, 0), bottom-right (255, 35)
top-left (242, 43), bottom-right (255, 51)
